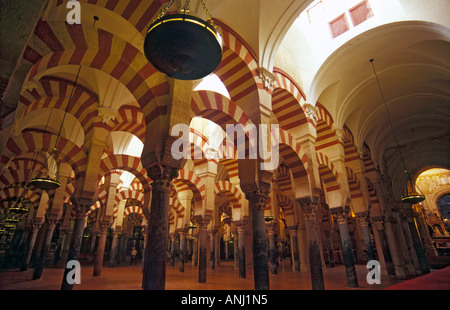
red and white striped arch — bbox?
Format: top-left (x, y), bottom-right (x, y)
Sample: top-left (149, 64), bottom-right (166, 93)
top-left (316, 151), bottom-right (340, 193)
top-left (314, 103), bottom-right (339, 151)
top-left (0, 132), bottom-right (87, 178)
top-left (214, 180), bottom-right (242, 209)
top-left (172, 169), bottom-right (205, 202)
top-left (23, 21), bottom-right (169, 125)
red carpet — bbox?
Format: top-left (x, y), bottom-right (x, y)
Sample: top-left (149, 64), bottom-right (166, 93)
top-left (386, 267), bottom-right (450, 290)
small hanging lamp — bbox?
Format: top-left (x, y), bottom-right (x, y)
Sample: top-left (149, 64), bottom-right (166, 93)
top-left (30, 147), bottom-right (61, 191)
top-left (144, 0), bottom-right (223, 80)
top-left (370, 59), bottom-right (425, 205)
top-left (401, 174), bottom-right (425, 204)
top-left (9, 197), bottom-right (31, 214)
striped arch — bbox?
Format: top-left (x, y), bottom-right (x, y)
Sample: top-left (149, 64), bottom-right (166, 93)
top-left (214, 22), bottom-right (261, 104)
top-left (23, 21), bottom-right (169, 125)
top-left (124, 205), bottom-right (144, 217)
top-left (99, 154), bottom-right (149, 191)
top-left (191, 91), bottom-right (253, 130)
top-left (272, 69), bottom-right (313, 131)
top-left (173, 169), bottom-right (205, 202)
top-left (315, 103), bottom-right (339, 151)
top-left (19, 77), bottom-right (99, 145)
top-left (276, 163), bottom-right (293, 194)
top-left (342, 125), bottom-right (360, 163)
top-left (214, 180), bottom-right (242, 209)
top-left (316, 151), bottom-right (340, 193)
top-left (361, 143), bottom-right (376, 174)
top-left (278, 128), bottom-right (309, 179)
top-left (276, 192), bottom-right (294, 218)
top-left (169, 194), bottom-right (185, 219)
top-left (346, 166), bottom-right (363, 199)
top-left (0, 132), bottom-right (86, 178)
top-left (115, 189), bottom-right (145, 206)
top-left (365, 177), bottom-right (380, 210)
top-left (107, 105), bottom-right (146, 143)
top-left (52, 0), bottom-right (169, 37)
top-left (0, 187), bottom-right (40, 216)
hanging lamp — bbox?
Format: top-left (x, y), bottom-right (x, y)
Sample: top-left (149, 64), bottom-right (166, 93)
top-left (370, 59), bottom-right (425, 204)
top-left (9, 197), bottom-right (31, 214)
top-left (30, 66), bottom-right (82, 191)
top-left (143, 0), bottom-right (223, 80)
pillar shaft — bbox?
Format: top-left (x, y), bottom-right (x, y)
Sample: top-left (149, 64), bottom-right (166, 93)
top-left (247, 191), bottom-right (270, 290)
top-left (179, 230), bottom-right (187, 272)
top-left (33, 218), bottom-right (57, 279)
top-left (20, 221), bottom-right (42, 271)
top-left (356, 213), bottom-right (376, 262)
top-left (288, 226), bottom-right (300, 271)
top-left (335, 210), bottom-right (359, 287)
top-left (267, 224), bottom-right (277, 275)
top-left (142, 165), bottom-right (177, 290)
top-left (237, 224), bottom-right (246, 278)
top-left (61, 207), bottom-right (89, 290)
top-left (93, 221), bottom-right (110, 276)
top-left (300, 199), bottom-right (325, 290)
top-left (209, 230), bottom-right (216, 270)
top-left (197, 220), bottom-right (209, 283)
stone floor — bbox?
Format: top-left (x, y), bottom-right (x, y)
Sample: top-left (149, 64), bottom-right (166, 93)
top-left (0, 260), bottom-right (405, 290)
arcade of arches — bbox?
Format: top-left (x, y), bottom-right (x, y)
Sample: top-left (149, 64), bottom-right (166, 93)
top-left (0, 0), bottom-right (449, 290)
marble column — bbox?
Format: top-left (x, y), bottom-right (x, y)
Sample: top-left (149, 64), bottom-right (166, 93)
top-left (192, 233), bottom-right (198, 266)
top-left (20, 220), bottom-right (43, 271)
top-left (33, 217), bottom-right (58, 279)
top-left (169, 234), bottom-right (176, 266)
top-left (61, 203), bottom-right (91, 290)
top-left (334, 208), bottom-right (359, 287)
top-left (356, 212), bottom-right (376, 262)
top-left (179, 230), bottom-right (187, 272)
top-left (209, 230), bottom-right (216, 270)
top-left (402, 206), bottom-right (430, 275)
top-left (93, 221), bottom-right (110, 276)
top-left (197, 219), bottom-right (210, 283)
top-left (247, 190), bottom-right (270, 290)
top-left (267, 223), bottom-right (277, 275)
top-left (237, 224), bottom-right (246, 279)
top-left (372, 218), bottom-right (395, 275)
top-left (299, 199), bottom-right (325, 290)
top-left (109, 230), bottom-right (120, 267)
top-left (142, 165), bottom-right (178, 290)
top-left (288, 226), bottom-right (300, 271)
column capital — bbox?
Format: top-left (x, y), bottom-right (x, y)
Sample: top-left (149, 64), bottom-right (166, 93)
top-left (245, 188), bottom-right (270, 210)
top-left (146, 164), bottom-right (179, 189)
top-left (331, 207), bottom-right (350, 225)
top-left (355, 211), bottom-right (370, 227)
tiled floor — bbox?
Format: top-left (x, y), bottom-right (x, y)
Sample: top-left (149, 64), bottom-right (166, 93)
top-left (0, 260), bottom-right (404, 290)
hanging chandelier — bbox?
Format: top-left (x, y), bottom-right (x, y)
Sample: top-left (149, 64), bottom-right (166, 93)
top-left (29, 66), bottom-right (82, 191)
top-left (143, 0), bottom-right (223, 80)
top-left (370, 59), bottom-right (425, 204)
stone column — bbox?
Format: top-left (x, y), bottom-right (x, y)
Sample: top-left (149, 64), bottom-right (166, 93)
top-left (20, 220), bottom-right (43, 271)
top-left (237, 224), bottom-right (246, 278)
top-left (299, 198), bottom-right (325, 290)
top-left (356, 212), bottom-right (376, 262)
top-left (142, 165), bottom-right (178, 290)
top-left (179, 230), bottom-right (187, 272)
top-left (246, 190), bottom-right (270, 290)
top-left (402, 206), bottom-right (430, 275)
top-left (169, 234), bottom-right (176, 266)
top-left (197, 219), bottom-right (210, 283)
top-left (372, 218), bottom-right (395, 275)
top-left (192, 233), bottom-right (198, 266)
top-left (288, 226), bottom-right (300, 271)
top-left (93, 221), bottom-right (110, 276)
top-left (333, 208), bottom-right (359, 287)
top-left (267, 223), bottom-right (277, 275)
top-left (109, 230), bottom-right (120, 267)
top-left (209, 230), bottom-right (216, 270)
top-left (61, 202), bottom-right (91, 290)
top-left (33, 217), bottom-right (58, 279)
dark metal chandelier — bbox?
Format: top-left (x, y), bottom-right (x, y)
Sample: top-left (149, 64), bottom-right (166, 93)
top-left (144, 0), bottom-right (223, 80)
top-left (370, 59), bottom-right (425, 204)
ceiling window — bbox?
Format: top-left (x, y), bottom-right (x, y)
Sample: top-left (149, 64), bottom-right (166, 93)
top-left (349, 0), bottom-right (374, 26)
top-left (329, 14), bottom-right (350, 38)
